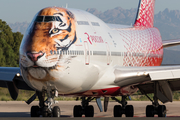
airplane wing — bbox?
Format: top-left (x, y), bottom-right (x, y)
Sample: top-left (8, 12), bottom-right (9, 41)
top-left (0, 67), bottom-right (34, 100)
top-left (0, 67), bottom-right (21, 82)
top-left (163, 39), bottom-right (180, 48)
top-left (114, 65), bottom-right (180, 103)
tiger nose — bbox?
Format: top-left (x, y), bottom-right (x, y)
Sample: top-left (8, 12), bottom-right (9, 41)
top-left (27, 52), bottom-right (44, 62)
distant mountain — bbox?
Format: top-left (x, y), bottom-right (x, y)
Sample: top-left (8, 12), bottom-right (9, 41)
top-left (86, 7), bottom-right (137, 26)
top-left (154, 8), bottom-right (180, 40)
top-left (8, 22), bottom-right (29, 35)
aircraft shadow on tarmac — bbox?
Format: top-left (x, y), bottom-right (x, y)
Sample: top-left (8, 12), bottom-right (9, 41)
top-left (0, 112), bottom-right (180, 118)
top-left (0, 112), bottom-right (30, 117)
top-left (0, 112), bottom-right (72, 117)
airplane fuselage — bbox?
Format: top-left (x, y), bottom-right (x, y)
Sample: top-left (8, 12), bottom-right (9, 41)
top-left (19, 7), bottom-right (163, 96)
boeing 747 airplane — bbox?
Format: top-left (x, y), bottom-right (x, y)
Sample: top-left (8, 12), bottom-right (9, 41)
top-left (1, 0), bottom-right (180, 117)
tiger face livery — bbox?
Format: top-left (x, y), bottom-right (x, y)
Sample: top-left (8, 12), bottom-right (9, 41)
top-left (20, 7), bottom-right (77, 81)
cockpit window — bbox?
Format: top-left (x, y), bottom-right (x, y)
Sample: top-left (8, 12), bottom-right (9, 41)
top-left (35, 16), bottom-right (44, 22)
top-left (35, 16), bottom-right (62, 22)
top-left (44, 16), bottom-right (55, 22)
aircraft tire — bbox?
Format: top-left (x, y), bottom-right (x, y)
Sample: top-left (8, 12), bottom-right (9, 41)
top-left (52, 106), bottom-right (61, 117)
top-left (146, 105), bottom-right (154, 117)
top-left (31, 106), bottom-right (40, 117)
top-left (85, 105), bottom-right (94, 117)
top-left (158, 105), bottom-right (166, 117)
top-left (73, 105), bottom-right (82, 117)
top-left (42, 106), bottom-right (49, 117)
top-left (114, 105), bottom-right (122, 117)
top-left (125, 105), bottom-right (134, 117)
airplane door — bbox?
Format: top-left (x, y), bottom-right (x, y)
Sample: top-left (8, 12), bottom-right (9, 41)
top-left (106, 42), bottom-right (110, 65)
top-left (84, 41), bottom-right (90, 65)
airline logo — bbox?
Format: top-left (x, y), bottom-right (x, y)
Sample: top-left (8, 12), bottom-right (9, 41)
top-left (84, 32), bottom-right (104, 44)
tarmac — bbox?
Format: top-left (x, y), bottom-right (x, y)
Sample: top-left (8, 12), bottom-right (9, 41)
top-left (0, 101), bottom-right (180, 118)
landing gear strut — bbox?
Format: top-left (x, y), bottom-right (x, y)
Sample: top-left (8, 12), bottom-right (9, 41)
top-left (73, 97), bottom-right (94, 117)
top-left (145, 82), bottom-right (166, 117)
top-left (30, 89), bottom-right (60, 117)
top-left (112, 96), bottom-right (134, 117)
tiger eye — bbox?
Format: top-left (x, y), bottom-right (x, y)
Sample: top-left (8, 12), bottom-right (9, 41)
top-left (52, 28), bottom-right (59, 34)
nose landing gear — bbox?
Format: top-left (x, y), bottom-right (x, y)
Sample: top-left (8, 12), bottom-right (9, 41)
top-left (30, 89), bottom-right (60, 117)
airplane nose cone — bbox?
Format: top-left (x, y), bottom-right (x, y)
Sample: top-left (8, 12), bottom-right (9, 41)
top-left (27, 52), bottom-right (44, 62)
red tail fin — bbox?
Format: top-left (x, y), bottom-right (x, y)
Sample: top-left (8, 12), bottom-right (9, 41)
top-left (134, 0), bottom-right (155, 27)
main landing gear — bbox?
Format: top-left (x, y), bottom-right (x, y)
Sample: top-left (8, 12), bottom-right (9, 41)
top-left (145, 82), bottom-right (166, 117)
top-left (30, 89), bottom-right (60, 117)
top-left (112, 96), bottom-right (134, 117)
top-left (73, 96), bottom-right (134, 117)
top-left (145, 96), bottom-right (166, 117)
top-left (73, 97), bottom-right (95, 117)
top-left (146, 104), bottom-right (166, 117)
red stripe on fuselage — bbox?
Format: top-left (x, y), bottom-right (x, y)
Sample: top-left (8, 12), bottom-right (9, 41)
top-left (60, 87), bottom-right (121, 97)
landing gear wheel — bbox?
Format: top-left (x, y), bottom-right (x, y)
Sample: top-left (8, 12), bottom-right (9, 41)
top-left (31, 106), bottom-right (40, 117)
top-left (114, 105), bottom-right (122, 117)
top-left (146, 105), bottom-right (154, 117)
top-left (125, 105), bottom-right (134, 117)
top-left (158, 105), bottom-right (166, 117)
top-left (73, 105), bottom-right (82, 117)
top-left (85, 105), bottom-right (94, 117)
top-left (42, 106), bottom-right (49, 117)
top-left (53, 106), bottom-right (60, 117)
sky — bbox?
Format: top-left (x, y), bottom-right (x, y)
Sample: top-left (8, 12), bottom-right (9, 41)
top-left (1, 0), bottom-right (180, 23)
